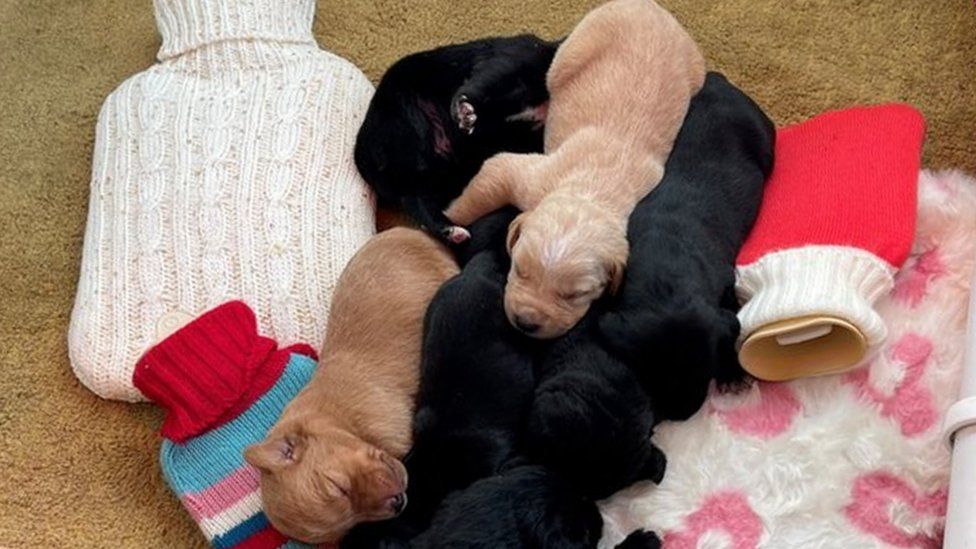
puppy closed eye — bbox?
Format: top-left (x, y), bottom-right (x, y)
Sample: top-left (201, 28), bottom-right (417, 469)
top-left (560, 289), bottom-right (593, 301)
top-left (322, 475), bottom-right (351, 499)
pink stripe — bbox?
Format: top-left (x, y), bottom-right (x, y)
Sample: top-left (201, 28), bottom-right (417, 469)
top-left (182, 466), bottom-right (261, 521)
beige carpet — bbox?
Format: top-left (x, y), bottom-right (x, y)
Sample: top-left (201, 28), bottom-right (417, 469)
top-left (1, 0), bottom-right (974, 547)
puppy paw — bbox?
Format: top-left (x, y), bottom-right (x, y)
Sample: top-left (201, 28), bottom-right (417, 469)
top-left (451, 94), bottom-right (477, 135)
top-left (614, 529), bottom-right (662, 549)
top-left (715, 374), bottom-right (754, 395)
top-left (442, 225), bottom-right (471, 245)
top-left (640, 444), bottom-right (667, 485)
top-left (714, 356), bottom-right (753, 394)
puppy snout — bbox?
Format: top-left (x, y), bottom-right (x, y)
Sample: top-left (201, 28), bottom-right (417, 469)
top-left (390, 493), bottom-right (407, 514)
top-left (514, 315), bottom-right (541, 334)
top-left (381, 453), bottom-right (408, 491)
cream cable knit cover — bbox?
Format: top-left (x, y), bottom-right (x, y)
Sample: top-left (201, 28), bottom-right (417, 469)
top-left (69, 0), bottom-right (376, 401)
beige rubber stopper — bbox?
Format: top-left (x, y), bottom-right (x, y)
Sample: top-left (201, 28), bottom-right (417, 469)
top-left (738, 315), bottom-right (868, 381)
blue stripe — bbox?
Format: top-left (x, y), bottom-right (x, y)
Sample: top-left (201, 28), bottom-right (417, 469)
top-left (212, 512), bottom-right (268, 549)
top-left (161, 354), bottom-right (316, 494)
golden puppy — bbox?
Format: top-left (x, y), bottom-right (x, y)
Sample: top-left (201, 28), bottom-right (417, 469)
top-left (446, 0), bottom-right (705, 339)
top-left (244, 228), bottom-right (458, 543)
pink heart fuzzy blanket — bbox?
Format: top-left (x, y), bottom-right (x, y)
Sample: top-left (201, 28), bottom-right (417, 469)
top-left (600, 169), bottom-right (976, 549)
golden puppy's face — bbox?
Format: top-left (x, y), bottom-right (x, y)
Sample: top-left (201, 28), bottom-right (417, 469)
top-left (504, 198), bottom-right (627, 339)
top-left (244, 420), bottom-right (408, 544)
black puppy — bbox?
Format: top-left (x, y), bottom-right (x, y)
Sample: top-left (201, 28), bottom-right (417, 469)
top-left (414, 466), bottom-right (662, 549)
top-left (354, 35), bottom-right (557, 244)
top-left (398, 313), bottom-right (666, 549)
top-left (342, 209), bottom-right (537, 547)
top-left (599, 72), bottom-right (776, 422)
top-left (525, 311), bottom-right (667, 500)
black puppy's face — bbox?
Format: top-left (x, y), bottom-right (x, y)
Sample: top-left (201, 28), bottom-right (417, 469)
top-left (600, 300), bottom-right (744, 422)
top-left (652, 305), bottom-right (743, 420)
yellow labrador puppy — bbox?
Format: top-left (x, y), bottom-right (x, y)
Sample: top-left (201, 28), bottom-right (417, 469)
top-left (244, 228), bottom-right (458, 543)
top-left (446, 0), bottom-right (705, 339)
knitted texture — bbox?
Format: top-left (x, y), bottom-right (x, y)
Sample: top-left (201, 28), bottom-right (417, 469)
top-left (736, 104), bottom-right (926, 348)
top-left (68, 0), bottom-right (376, 401)
top-left (134, 301), bottom-right (317, 549)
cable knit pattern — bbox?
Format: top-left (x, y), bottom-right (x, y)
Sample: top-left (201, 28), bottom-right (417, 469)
top-left (69, 0), bottom-right (376, 401)
top-left (736, 245), bottom-right (897, 348)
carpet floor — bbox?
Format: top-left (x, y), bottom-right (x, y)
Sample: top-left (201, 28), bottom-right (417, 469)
top-left (1, 0), bottom-right (974, 547)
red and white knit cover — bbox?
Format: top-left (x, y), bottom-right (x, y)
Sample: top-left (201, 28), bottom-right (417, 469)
top-left (736, 104), bottom-right (926, 354)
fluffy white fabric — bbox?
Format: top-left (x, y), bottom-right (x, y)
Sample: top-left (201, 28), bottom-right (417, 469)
top-left (69, 0), bottom-right (376, 401)
top-left (601, 170), bottom-right (976, 548)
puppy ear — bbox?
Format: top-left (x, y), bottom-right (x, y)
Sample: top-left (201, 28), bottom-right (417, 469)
top-left (244, 433), bottom-right (305, 473)
top-left (506, 213), bottom-right (526, 254)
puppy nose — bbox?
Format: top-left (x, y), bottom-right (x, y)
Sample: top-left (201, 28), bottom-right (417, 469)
top-left (514, 315), bottom-right (540, 334)
top-left (391, 493), bottom-right (407, 514)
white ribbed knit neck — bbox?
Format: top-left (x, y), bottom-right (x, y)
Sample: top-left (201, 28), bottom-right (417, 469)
top-left (153, 0), bottom-right (316, 61)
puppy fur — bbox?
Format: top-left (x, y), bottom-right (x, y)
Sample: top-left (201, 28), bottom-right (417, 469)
top-left (355, 35), bottom-right (557, 243)
top-left (413, 466), bottom-right (663, 549)
top-left (244, 228), bottom-right (458, 543)
top-left (598, 72), bottom-right (776, 422)
top-left (446, 0), bottom-right (706, 339)
top-left (341, 209), bottom-right (538, 547)
top-left (525, 311), bottom-right (667, 500)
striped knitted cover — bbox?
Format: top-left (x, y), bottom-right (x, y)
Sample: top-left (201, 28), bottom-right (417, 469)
top-left (133, 301), bottom-right (318, 549)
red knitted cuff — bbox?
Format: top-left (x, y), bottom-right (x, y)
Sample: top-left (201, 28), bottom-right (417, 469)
top-left (133, 301), bottom-right (280, 443)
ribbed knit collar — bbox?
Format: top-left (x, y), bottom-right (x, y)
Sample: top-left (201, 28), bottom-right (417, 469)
top-left (153, 0), bottom-right (317, 61)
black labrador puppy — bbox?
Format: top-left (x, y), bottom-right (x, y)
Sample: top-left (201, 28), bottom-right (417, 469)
top-left (414, 465), bottom-right (662, 549)
top-left (341, 209), bottom-right (538, 547)
top-left (355, 35), bottom-right (558, 244)
top-left (525, 311), bottom-right (667, 500)
top-left (599, 72), bottom-right (776, 421)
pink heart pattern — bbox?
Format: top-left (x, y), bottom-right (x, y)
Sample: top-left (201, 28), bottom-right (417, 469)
top-left (663, 491), bottom-right (764, 549)
top-left (846, 333), bottom-right (938, 437)
top-left (710, 382), bottom-right (802, 439)
top-left (845, 471), bottom-right (946, 548)
top-left (892, 248), bottom-right (946, 308)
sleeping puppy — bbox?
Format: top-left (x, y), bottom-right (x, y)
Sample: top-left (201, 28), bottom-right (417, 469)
top-left (244, 228), bottom-right (458, 543)
top-left (445, 0), bottom-right (705, 339)
top-left (341, 209), bottom-right (538, 547)
top-left (599, 72), bottom-right (776, 421)
top-left (413, 466), bottom-right (663, 549)
top-left (525, 311), bottom-right (667, 500)
top-left (355, 35), bottom-right (558, 244)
